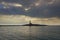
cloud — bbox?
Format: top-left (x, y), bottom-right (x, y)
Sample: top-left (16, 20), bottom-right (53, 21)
top-left (0, 15), bottom-right (60, 25)
top-left (0, 0), bottom-right (60, 18)
top-left (1, 2), bottom-right (23, 7)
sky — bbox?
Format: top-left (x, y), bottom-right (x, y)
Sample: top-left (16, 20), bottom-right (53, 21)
top-left (0, 0), bottom-right (60, 25)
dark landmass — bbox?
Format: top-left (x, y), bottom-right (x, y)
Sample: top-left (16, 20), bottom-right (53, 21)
top-left (21, 24), bottom-right (47, 26)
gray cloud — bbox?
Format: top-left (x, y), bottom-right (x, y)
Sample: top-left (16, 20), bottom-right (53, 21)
top-left (0, 0), bottom-right (60, 18)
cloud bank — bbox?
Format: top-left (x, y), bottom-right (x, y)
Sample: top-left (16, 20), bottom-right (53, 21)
top-left (0, 0), bottom-right (60, 18)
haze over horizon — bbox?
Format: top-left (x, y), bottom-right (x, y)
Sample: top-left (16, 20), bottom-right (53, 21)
top-left (0, 0), bottom-right (60, 25)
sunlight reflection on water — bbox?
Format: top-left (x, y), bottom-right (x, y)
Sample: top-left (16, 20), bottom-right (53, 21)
top-left (0, 26), bottom-right (60, 40)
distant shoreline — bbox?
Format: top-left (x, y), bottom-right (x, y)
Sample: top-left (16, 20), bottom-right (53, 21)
top-left (0, 25), bottom-right (60, 26)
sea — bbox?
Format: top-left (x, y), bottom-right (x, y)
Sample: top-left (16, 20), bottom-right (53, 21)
top-left (0, 25), bottom-right (60, 40)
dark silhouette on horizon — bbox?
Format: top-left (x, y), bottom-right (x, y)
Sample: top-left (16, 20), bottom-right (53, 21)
top-left (21, 20), bottom-right (47, 26)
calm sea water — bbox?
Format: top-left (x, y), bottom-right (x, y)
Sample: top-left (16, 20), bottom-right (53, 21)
top-left (0, 25), bottom-right (60, 40)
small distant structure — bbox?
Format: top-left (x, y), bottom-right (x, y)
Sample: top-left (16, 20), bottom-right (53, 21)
top-left (29, 20), bottom-right (32, 25)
